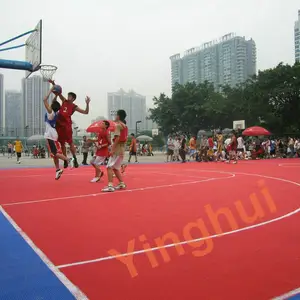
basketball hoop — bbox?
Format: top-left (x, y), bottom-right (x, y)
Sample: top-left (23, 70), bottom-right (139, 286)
top-left (40, 64), bottom-right (57, 81)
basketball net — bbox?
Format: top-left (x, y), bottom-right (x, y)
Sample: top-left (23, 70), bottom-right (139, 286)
top-left (40, 65), bottom-right (57, 82)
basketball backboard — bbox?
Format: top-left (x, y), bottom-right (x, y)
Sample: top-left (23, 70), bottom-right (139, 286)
top-left (25, 20), bottom-right (42, 78)
top-left (233, 120), bottom-right (245, 130)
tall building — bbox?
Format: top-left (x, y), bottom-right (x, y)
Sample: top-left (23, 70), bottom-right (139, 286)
top-left (0, 74), bottom-right (3, 132)
top-left (170, 33), bottom-right (257, 88)
top-left (295, 10), bottom-right (300, 62)
top-left (107, 89), bottom-right (147, 133)
top-left (5, 91), bottom-right (22, 136)
top-left (22, 76), bottom-right (50, 136)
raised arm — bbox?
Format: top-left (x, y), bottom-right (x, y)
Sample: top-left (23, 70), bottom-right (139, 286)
top-left (43, 89), bottom-right (55, 114)
top-left (75, 96), bottom-right (91, 115)
top-left (49, 80), bottom-right (66, 103)
top-left (58, 93), bottom-right (67, 103)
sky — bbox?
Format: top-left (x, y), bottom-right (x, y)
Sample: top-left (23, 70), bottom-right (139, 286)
top-left (0, 0), bottom-right (299, 129)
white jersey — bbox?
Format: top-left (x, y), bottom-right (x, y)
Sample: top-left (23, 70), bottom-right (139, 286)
top-left (237, 137), bottom-right (244, 149)
top-left (44, 111), bottom-right (58, 141)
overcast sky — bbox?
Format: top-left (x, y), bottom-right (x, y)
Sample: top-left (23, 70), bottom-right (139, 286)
top-left (1, 0), bottom-right (299, 128)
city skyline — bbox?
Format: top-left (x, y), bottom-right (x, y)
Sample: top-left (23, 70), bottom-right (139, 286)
top-left (5, 91), bottom-right (22, 136)
top-left (0, 1), bottom-right (298, 129)
top-left (0, 74), bottom-right (3, 130)
top-left (170, 33), bottom-right (256, 88)
top-left (107, 89), bottom-right (147, 134)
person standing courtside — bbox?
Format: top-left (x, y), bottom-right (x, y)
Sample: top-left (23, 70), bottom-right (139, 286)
top-left (81, 136), bottom-right (91, 165)
top-left (14, 137), bottom-right (23, 164)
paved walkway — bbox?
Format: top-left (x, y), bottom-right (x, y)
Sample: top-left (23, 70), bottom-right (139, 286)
top-left (0, 152), bottom-right (166, 169)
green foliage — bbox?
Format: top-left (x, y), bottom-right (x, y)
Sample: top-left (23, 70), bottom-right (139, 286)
top-left (149, 62), bottom-right (300, 135)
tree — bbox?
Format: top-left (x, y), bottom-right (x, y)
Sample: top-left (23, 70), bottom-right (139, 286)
top-left (149, 62), bottom-right (300, 136)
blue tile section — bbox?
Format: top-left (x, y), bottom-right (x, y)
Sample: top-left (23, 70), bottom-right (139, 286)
top-left (288, 295), bottom-right (300, 299)
top-left (0, 211), bottom-right (75, 300)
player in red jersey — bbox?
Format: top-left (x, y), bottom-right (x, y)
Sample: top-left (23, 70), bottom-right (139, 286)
top-left (89, 121), bottom-right (111, 183)
top-left (102, 110), bottom-right (128, 192)
top-left (50, 80), bottom-right (90, 168)
top-left (226, 131), bottom-right (238, 164)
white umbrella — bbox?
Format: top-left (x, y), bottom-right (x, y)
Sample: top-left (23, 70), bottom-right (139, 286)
top-left (137, 135), bottom-right (153, 142)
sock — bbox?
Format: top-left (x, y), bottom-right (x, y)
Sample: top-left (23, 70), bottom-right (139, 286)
top-left (108, 182), bottom-right (113, 186)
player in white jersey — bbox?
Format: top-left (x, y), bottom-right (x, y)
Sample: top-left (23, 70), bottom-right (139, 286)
top-left (43, 88), bottom-right (70, 179)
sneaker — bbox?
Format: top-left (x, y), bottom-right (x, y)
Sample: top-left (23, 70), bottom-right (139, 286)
top-left (55, 169), bottom-right (63, 180)
top-left (73, 158), bottom-right (79, 168)
top-left (90, 177), bottom-right (100, 183)
top-left (114, 182), bottom-right (126, 190)
top-left (102, 186), bottom-right (115, 192)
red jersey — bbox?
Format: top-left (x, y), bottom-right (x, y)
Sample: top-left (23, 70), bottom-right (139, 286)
top-left (96, 131), bottom-right (110, 157)
top-left (208, 137), bottom-right (214, 148)
top-left (119, 122), bottom-right (128, 142)
top-left (231, 136), bottom-right (237, 150)
top-left (57, 101), bottom-right (77, 127)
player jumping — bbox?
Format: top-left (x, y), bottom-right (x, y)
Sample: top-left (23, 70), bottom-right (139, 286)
top-left (43, 88), bottom-right (70, 179)
top-left (49, 80), bottom-right (90, 168)
top-left (102, 110), bottom-right (128, 192)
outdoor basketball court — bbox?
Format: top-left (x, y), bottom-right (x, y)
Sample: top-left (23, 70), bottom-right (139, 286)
top-left (0, 160), bottom-right (299, 299)
top-left (0, 20), bottom-right (299, 300)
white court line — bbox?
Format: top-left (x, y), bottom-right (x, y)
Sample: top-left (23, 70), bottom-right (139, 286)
top-left (0, 206), bottom-right (88, 299)
top-left (57, 207), bottom-right (300, 269)
top-left (2, 173), bottom-right (235, 207)
top-left (0, 170), bottom-right (161, 179)
top-left (55, 170), bottom-right (300, 269)
top-left (151, 171), bottom-right (209, 179)
top-left (272, 287), bottom-right (300, 299)
top-left (278, 163), bottom-right (300, 167)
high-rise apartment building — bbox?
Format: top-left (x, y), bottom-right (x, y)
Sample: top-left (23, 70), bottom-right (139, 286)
top-left (5, 91), bottom-right (22, 136)
top-left (22, 76), bottom-right (50, 136)
top-left (107, 89), bottom-right (147, 133)
top-left (0, 74), bottom-right (3, 131)
top-left (170, 33), bottom-right (257, 88)
top-left (295, 10), bottom-right (300, 62)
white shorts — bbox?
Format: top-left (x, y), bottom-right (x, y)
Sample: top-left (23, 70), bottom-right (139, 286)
top-left (90, 156), bottom-right (106, 166)
top-left (107, 155), bottom-right (124, 170)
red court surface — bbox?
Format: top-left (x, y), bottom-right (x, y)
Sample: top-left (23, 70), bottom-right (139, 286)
top-left (0, 160), bottom-right (299, 300)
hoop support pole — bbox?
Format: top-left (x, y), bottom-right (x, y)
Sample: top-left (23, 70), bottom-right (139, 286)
top-left (0, 29), bottom-right (37, 48)
top-left (0, 44), bottom-right (26, 52)
top-left (0, 59), bottom-right (33, 71)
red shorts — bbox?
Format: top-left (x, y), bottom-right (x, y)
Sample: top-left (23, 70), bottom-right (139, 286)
top-left (56, 125), bottom-right (73, 145)
top-left (47, 139), bottom-right (62, 158)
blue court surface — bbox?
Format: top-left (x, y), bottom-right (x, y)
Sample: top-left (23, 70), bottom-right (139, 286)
top-left (0, 210), bottom-right (76, 300)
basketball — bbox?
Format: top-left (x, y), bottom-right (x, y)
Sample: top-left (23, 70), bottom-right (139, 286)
top-left (53, 85), bottom-right (62, 95)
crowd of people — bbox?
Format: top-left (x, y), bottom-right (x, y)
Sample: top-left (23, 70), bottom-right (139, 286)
top-left (166, 133), bottom-right (300, 163)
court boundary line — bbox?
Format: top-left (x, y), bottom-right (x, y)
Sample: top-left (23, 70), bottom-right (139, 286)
top-left (278, 163), bottom-right (300, 167)
top-left (54, 170), bottom-right (300, 269)
top-left (57, 207), bottom-right (300, 269)
top-left (272, 287), bottom-right (300, 299)
top-left (0, 206), bottom-right (88, 300)
top-left (0, 169), bottom-right (178, 179)
top-left (2, 173), bottom-right (235, 207)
